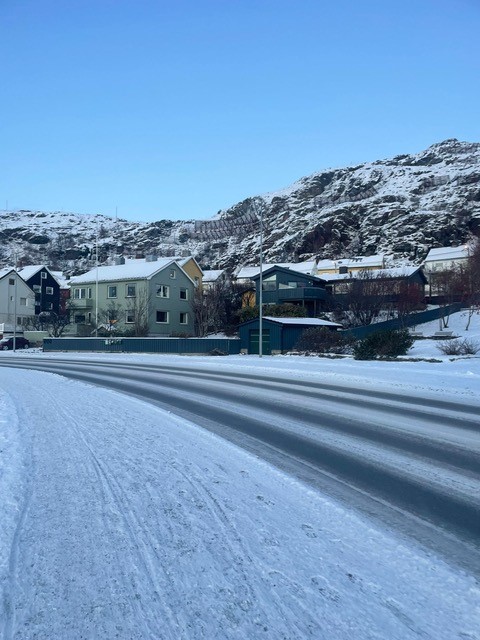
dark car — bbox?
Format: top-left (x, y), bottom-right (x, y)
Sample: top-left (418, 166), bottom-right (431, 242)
top-left (0, 337), bottom-right (30, 350)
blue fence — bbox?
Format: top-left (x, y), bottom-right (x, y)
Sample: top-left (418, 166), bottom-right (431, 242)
top-left (341, 303), bottom-right (462, 340)
top-left (43, 337), bottom-right (242, 355)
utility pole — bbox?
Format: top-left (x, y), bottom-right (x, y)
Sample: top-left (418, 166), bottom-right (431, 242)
top-left (95, 226), bottom-right (99, 338)
top-left (252, 200), bottom-right (264, 358)
top-left (13, 254), bottom-right (18, 352)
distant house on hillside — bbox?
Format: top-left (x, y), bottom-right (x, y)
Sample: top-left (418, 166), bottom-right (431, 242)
top-left (315, 254), bottom-right (385, 276)
top-left (202, 269), bottom-right (227, 291)
top-left (69, 257), bottom-right (195, 336)
top-left (235, 260), bottom-right (317, 284)
top-left (322, 266), bottom-right (428, 300)
top-left (423, 245), bottom-right (470, 273)
top-left (423, 245), bottom-right (471, 300)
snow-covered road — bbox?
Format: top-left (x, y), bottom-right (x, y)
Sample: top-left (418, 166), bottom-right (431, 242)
top-left (1, 354), bottom-right (479, 639)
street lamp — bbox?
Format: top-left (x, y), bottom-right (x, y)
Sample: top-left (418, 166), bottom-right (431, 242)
top-left (252, 200), bottom-right (264, 358)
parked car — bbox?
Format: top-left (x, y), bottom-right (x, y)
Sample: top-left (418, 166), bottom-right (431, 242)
top-left (0, 337), bottom-right (30, 350)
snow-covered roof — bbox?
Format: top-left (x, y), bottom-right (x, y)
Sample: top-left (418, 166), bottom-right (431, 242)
top-left (0, 267), bottom-right (15, 280)
top-left (424, 246), bottom-right (469, 262)
top-left (50, 271), bottom-right (69, 288)
top-left (18, 265), bottom-right (47, 280)
top-left (262, 317), bottom-right (342, 327)
top-left (316, 255), bottom-right (385, 272)
top-left (70, 258), bottom-right (176, 284)
top-left (202, 269), bottom-right (225, 283)
top-left (236, 260), bottom-right (316, 280)
top-left (322, 266), bottom-right (421, 282)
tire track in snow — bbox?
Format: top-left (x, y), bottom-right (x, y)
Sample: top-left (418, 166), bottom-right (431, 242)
top-left (49, 398), bottom-right (181, 639)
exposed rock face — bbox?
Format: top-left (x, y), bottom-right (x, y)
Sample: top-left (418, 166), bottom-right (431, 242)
top-left (1, 139), bottom-right (479, 274)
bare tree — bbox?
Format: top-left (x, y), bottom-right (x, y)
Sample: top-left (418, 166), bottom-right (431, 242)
top-left (98, 301), bottom-right (124, 334)
top-left (126, 289), bottom-right (151, 336)
top-left (336, 270), bottom-right (393, 327)
top-left (192, 282), bottom-right (228, 337)
top-left (27, 311), bottom-right (71, 337)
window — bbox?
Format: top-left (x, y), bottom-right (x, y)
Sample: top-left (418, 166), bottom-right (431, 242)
top-left (180, 312), bottom-right (188, 324)
top-left (33, 285), bottom-right (41, 292)
top-left (156, 285), bottom-right (169, 298)
top-left (108, 285), bottom-right (117, 298)
top-left (9, 278), bottom-right (14, 285)
top-left (87, 312), bottom-right (92, 325)
top-left (46, 286), bottom-right (54, 295)
top-left (87, 287), bottom-right (92, 299)
top-left (262, 275), bottom-right (277, 291)
top-left (156, 310), bottom-right (169, 323)
top-left (179, 288), bottom-right (188, 300)
top-left (125, 311), bottom-right (135, 324)
top-left (41, 272), bottom-right (47, 279)
top-left (20, 297), bottom-right (27, 306)
top-left (74, 314), bottom-right (86, 323)
top-left (126, 284), bottom-right (136, 297)
top-left (47, 302), bottom-right (53, 310)
top-left (169, 269), bottom-right (176, 279)
top-left (73, 288), bottom-right (86, 299)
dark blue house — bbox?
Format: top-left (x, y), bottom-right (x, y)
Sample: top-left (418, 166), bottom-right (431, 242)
top-left (251, 266), bottom-right (329, 317)
top-left (18, 265), bottom-right (62, 317)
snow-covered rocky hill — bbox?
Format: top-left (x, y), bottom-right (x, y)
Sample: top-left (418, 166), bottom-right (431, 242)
top-left (1, 139), bottom-right (479, 275)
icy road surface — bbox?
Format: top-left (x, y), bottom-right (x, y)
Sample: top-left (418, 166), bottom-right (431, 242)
top-left (0, 364), bottom-right (479, 639)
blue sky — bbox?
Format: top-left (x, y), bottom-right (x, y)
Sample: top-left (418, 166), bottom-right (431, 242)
top-left (1, 0), bottom-right (479, 222)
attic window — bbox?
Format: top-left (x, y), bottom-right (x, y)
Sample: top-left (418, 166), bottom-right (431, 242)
top-left (169, 269), bottom-right (176, 279)
top-left (9, 278), bottom-right (14, 285)
top-left (41, 272), bottom-right (47, 279)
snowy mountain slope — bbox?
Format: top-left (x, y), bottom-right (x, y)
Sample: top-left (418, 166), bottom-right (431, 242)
top-left (1, 139), bottom-right (478, 274)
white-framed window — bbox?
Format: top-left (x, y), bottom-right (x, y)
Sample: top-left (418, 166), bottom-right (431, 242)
top-left (108, 285), bottom-right (117, 298)
top-left (87, 312), bottom-right (92, 325)
top-left (47, 302), bottom-right (53, 310)
top-left (73, 287), bottom-right (86, 299)
top-left (156, 284), bottom-right (169, 298)
top-left (126, 284), bottom-right (136, 297)
top-left (46, 286), bottom-right (54, 295)
top-left (180, 312), bottom-right (188, 324)
top-left (169, 269), bottom-right (176, 279)
top-left (125, 311), bottom-right (135, 324)
top-left (156, 310), bottom-right (169, 323)
top-left (87, 287), bottom-right (92, 299)
top-left (179, 288), bottom-right (188, 300)
top-left (20, 297), bottom-right (27, 306)
top-left (41, 272), bottom-right (47, 279)
top-left (33, 284), bottom-right (41, 292)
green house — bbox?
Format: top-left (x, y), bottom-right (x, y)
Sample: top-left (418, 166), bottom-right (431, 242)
top-left (69, 257), bottom-right (195, 336)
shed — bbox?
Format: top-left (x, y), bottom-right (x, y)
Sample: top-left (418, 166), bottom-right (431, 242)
top-left (238, 316), bottom-right (342, 355)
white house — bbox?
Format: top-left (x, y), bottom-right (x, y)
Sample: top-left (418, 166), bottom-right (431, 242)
top-left (0, 268), bottom-right (36, 334)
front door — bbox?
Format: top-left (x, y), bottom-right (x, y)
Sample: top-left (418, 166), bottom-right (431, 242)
top-left (249, 329), bottom-right (271, 355)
